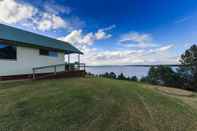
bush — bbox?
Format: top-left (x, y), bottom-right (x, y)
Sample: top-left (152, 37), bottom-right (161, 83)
top-left (140, 77), bottom-right (148, 83)
top-left (130, 76), bottom-right (138, 81)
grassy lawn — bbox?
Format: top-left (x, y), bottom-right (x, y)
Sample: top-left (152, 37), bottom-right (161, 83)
top-left (0, 78), bottom-right (197, 131)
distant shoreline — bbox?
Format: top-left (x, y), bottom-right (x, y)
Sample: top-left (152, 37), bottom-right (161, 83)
top-left (86, 65), bottom-right (180, 78)
top-left (87, 64), bottom-right (181, 67)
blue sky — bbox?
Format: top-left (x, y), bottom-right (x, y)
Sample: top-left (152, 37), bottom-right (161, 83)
top-left (0, 0), bottom-right (197, 65)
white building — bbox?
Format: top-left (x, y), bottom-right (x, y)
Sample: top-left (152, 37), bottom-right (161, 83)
top-left (0, 24), bottom-right (83, 79)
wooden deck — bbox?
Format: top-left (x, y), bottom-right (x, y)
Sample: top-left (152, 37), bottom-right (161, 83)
top-left (0, 64), bottom-right (86, 81)
top-left (0, 70), bottom-right (86, 81)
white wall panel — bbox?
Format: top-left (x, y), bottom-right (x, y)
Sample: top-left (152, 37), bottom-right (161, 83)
top-left (0, 46), bottom-right (65, 76)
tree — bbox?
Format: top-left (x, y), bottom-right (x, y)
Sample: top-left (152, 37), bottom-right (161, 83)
top-left (140, 76), bottom-right (148, 83)
top-left (130, 76), bottom-right (138, 81)
top-left (146, 65), bottom-right (179, 87)
top-left (147, 66), bottom-right (159, 85)
top-left (109, 72), bottom-right (116, 79)
top-left (99, 72), bottom-right (117, 79)
top-left (117, 73), bottom-right (126, 80)
top-left (178, 44), bottom-right (197, 90)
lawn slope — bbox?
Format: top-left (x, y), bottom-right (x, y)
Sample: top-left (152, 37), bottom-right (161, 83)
top-left (0, 78), bottom-right (197, 131)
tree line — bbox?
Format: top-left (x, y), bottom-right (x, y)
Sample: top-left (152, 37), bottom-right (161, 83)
top-left (87, 71), bottom-right (139, 81)
top-left (87, 45), bottom-right (197, 91)
top-left (142, 44), bottom-right (197, 91)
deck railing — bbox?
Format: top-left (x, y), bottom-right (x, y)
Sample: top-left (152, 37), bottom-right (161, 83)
top-left (32, 63), bottom-right (85, 79)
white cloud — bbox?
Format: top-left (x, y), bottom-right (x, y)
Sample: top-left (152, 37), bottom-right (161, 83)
top-left (184, 43), bottom-right (193, 48)
top-left (147, 44), bottom-right (174, 53)
top-left (79, 44), bottom-right (177, 65)
top-left (44, 0), bottom-right (71, 15)
top-left (36, 13), bottom-right (68, 31)
top-left (120, 32), bottom-right (152, 43)
top-left (59, 30), bottom-right (94, 46)
top-left (119, 32), bottom-right (157, 48)
top-left (95, 29), bottom-right (112, 40)
top-left (156, 44), bottom-right (174, 52)
top-left (61, 28), bottom-right (177, 65)
top-left (0, 0), bottom-right (36, 24)
top-left (59, 25), bottom-right (114, 46)
top-left (0, 0), bottom-right (81, 31)
top-left (94, 25), bottom-right (115, 40)
top-left (80, 33), bottom-right (95, 45)
top-left (60, 30), bottom-right (82, 44)
top-left (123, 42), bottom-right (157, 48)
top-left (101, 24), bottom-right (116, 31)
top-left (62, 38), bottom-right (176, 65)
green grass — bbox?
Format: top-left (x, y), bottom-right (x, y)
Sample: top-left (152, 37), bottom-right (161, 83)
top-left (0, 78), bottom-right (197, 131)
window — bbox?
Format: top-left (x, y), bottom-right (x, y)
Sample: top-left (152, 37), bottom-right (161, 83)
top-left (0, 43), bottom-right (16, 60)
top-left (39, 49), bottom-right (49, 56)
top-left (39, 49), bottom-right (58, 57)
top-left (49, 51), bottom-right (58, 57)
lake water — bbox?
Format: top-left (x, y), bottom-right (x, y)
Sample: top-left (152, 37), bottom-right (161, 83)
top-left (86, 66), bottom-right (150, 78)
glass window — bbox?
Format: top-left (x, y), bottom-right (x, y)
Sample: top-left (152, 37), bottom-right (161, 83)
top-left (39, 49), bottom-right (58, 57)
top-left (0, 43), bottom-right (16, 60)
top-left (39, 49), bottom-right (49, 56)
top-left (49, 51), bottom-right (58, 57)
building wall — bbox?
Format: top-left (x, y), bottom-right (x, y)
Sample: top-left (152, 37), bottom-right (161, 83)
top-left (0, 46), bottom-right (65, 76)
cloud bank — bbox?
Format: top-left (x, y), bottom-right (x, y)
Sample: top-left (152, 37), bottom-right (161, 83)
top-left (61, 28), bottom-right (177, 65)
top-left (0, 0), bottom-right (178, 65)
top-left (59, 25), bottom-right (114, 47)
top-left (0, 0), bottom-right (82, 31)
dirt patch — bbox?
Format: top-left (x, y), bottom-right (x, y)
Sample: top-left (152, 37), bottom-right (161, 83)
top-left (146, 85), bottom-right (194, 97)
top-left (144, 84), bottom-right (197, 112)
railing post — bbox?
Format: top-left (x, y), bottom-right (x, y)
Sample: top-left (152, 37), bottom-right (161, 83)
top-left (77, 63), bottom-right (79, 71)
top-left (68, 54), bottom-right (70, 71)
top-left (54, 66), bottom-right (57, 75)
top-left (33, 68), bottom-right (35, 79)
top-left (78, 54), bottom-right (80, 63)
top-left (78, 54), bottom-right (80, 70)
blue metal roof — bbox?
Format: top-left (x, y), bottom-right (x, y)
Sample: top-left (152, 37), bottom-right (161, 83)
top-left (0, 24), bottom-right (83, 54)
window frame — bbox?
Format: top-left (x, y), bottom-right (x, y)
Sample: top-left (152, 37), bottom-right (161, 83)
top-left (39, 49), bottom-right (58, 57)
top-left (0, 43), bottom-right (17, 61)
